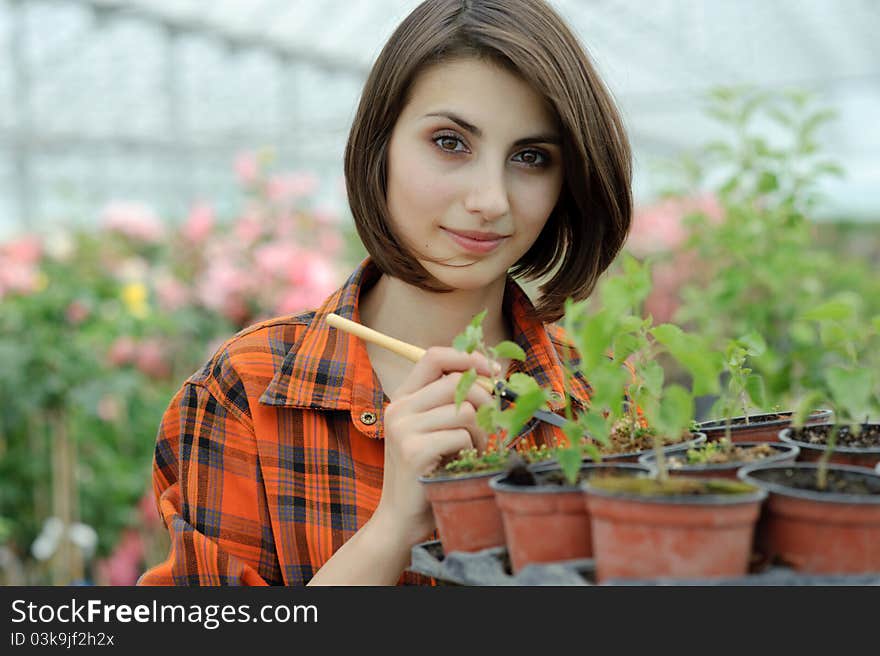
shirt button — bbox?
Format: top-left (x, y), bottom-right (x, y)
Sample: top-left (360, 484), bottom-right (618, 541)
top-left (360, 411), bottom-right (377, 425)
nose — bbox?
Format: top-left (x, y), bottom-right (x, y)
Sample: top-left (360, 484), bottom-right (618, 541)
top-left (463, 159), bottom-right (510, 222)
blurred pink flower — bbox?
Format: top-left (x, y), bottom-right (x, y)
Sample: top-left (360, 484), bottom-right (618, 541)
top-left (0, 236), bottom-right (43, 298)
top-left (135, 338), bottom-right (171, 380)
top-left (139, 490), bottom-right (160, 528)
top-left (313, 206), bottom-right (341, 227)
top-left (235, 152), bottom-right (260, 185)
top-left (234, 212), bottom-right (264, 245)
top-left (628, 193), bottom-right (722, 256)
top-left (65, 300), bottom-right (90, 325)
top-left (182, 202), bottom-right (215, 244)
top-left (4, 235), bottom-right (41, 264)
top-left (318, 230), bottom-right (343, 254)
top-left (255, 242), bottom-right (298, 278)
top-left (107, 336), bottom-right (137, 367)
top-left (96, 394), bottom-right (122, 423)
top-left (266, 172), bottom-right (319, 203)
top-left (276, 288), bottom-right (313, 315)
top-left (101, 202), bottom-right (165, 243)
top-left (95, 529), bottom-right (143, 586)
top-left (154, 273), bottom-right (189, 312)
top-left (289, 252), bottom-right (337, 291)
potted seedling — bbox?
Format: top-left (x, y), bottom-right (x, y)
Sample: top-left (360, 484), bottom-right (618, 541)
top-left (697, 333), bottom-right (829, 442)
top-left (582, 320), bottom-right (767, 583)
top-left (418, 310), bottom-right (554, 554)
top-left (739, 300), bottom-right (880, 574)
top-left (488, 257), bottom-right (658, 573)
top-left (641, 333), bottom-right (800, 476)
top-left (778, 298), bottom-right (880, 469)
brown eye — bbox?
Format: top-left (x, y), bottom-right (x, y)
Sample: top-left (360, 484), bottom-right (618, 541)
top-left (513, 149), bottom-right (549, 168)
top-left (433, 132), bottom-right (467, 154)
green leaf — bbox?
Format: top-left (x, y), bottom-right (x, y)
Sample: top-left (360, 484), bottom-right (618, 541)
top-left (556, 447), bottom-right (582, 486)
top-left (641, 360), bottom-right (664, 398)
top-left (452, 333), bottom-right (470, 353)
top-left (745, 374), bottom-right (767, 409)
top-left (581, 412), bottom-right (611, 446)
top-left (757, 172), bottom-right (779, 193)
top-left (493, 340), bottom-right (526, 362)
top-left (469, 309), bottom-right (488, 330)
top-left (455, 368), bottom-right (477, 410)
top-left (793, 392), bottom-right (826, 428)
top-left (645, 385), bottom-right (694, 441)
top-left (497, 388), bottom-right (549, 438)
top-left (476, 403), bottom-right (496, 434)
top-left (506, 372), bottom-right (543, 397)
top-left (827, 367), bottom-right (873, 421)
top-left (651, 324), bottom-right (722, 395)
top-left (562, 419), bottom-right (585, 446)
top-left (800, 299), bottom-right (855, 322)
top-left (583, 363), bottom-right (629, 419)
top-left (738, 332), bottom-right (767, 357)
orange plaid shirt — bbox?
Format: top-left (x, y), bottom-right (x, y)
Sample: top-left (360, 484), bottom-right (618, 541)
top-left (138, 257), bottom-right (591, 586)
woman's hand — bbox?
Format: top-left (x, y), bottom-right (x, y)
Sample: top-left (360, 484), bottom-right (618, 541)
top-left (373, 346), bottom-right (497, 546)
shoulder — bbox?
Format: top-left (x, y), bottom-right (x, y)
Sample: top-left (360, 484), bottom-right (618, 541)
top-left (185, 311), bottom-right (317, 421)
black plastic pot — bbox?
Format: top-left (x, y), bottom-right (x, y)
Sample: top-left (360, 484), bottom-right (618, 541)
top-left (738, 462), bottom-right (880, 574)
top-left (533, 432), bottom-right (707, 467)
top-left (778, 423), bottom-right (880, 469)
top-left (637, 441), bottom-right (799, 480)
top-left (698, 409), bottom-right (832, 443)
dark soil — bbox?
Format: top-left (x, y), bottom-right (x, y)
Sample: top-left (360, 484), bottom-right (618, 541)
top-left (701, 412), bottom-right (791, 428)
top-left (748, 467), bottom-right (880, 496)
top-left (504, 460), bottom-right (643, 488)
top-left (787, 424), bottom-right (880, 450)
top-left (597, 430), bottom-right (694, 455)
top-left (667, 443), bottom-right (779, 468)
top-left (588, 475), bottom-right (756, 497)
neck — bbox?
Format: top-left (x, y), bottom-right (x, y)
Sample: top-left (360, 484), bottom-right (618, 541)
top-left (358, 272), bottom-right (513, 353)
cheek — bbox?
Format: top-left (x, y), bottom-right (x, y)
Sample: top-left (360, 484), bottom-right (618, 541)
top-left (513, 174), bottom-right (564, 234)
top-left (387, 139), bottom-right (459, 224)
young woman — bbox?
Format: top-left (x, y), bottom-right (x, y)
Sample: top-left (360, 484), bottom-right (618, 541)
top-left (138, 0), bottom-right (631, 586)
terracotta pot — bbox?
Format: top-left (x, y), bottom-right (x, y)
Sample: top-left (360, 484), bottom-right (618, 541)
top-left (698, 409), bottom-right (832, 443)
top-left (572, 432), bottom-right (707, 465)
top-left (738, 462), bottom-right (880, 574)
top-left (419, 469), bottom-right (506, 554)
top-left (778, 424), bottom-right (880, 469)
top-left (489, 463), bottom-right (649, 573)
top-left (582, 477), bottom-right (766, 583)
top-left (638, 441), bottom-right (799, 480)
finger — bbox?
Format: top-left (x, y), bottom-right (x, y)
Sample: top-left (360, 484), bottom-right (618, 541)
top-left (396, 347), bottom-right (497, 397)
top-left (409, 402), bottom-right (477, 434)
top-left (418, 429), bottom-right (476, 473)
top-left (411, 403), bottom-right (490, 455)
top-left (401, 371), bottom-right (495, 415)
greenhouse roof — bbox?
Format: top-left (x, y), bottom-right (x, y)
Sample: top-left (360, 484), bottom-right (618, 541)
top-left (1, 0), bottom-right (878, 237)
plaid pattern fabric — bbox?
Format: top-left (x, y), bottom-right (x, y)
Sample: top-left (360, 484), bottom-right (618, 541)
top-left (138, 257), bottom-right (592, 586)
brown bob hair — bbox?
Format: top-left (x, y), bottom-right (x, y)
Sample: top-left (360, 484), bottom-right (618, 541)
top-left (344, 0), bottom-right (632, 324)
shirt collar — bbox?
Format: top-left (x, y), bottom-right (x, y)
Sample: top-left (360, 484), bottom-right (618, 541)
top-left (260, 256), bottom-right (590, 438)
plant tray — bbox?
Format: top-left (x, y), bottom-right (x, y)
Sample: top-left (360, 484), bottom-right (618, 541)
top-left (409, 540), bottom-right (880, 586)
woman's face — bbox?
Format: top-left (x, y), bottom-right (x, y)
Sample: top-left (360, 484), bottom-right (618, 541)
top-left (385, 57), bottom-right (565, 291)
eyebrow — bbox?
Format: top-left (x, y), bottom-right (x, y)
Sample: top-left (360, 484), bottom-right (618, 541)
top-left (423, 111), bottom-right (562, 146)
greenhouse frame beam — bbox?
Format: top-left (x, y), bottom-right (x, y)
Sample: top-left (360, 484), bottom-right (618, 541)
top-left (67, 0), bottom-right (370, 77)
top-left (9, 0), bottom-right (34, 230)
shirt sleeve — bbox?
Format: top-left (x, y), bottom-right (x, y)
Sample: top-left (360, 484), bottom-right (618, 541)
top-left (137, 383), bottom-right (280, 586)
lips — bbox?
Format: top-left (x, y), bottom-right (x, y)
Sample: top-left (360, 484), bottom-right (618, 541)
top-left (442, 227), bottom-right (509, 255)
top-left (443, 228), bottom-right (509, 241)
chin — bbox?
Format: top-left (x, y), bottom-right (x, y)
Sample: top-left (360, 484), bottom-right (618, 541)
top-left (420, 256), bottom-right (510, 291)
